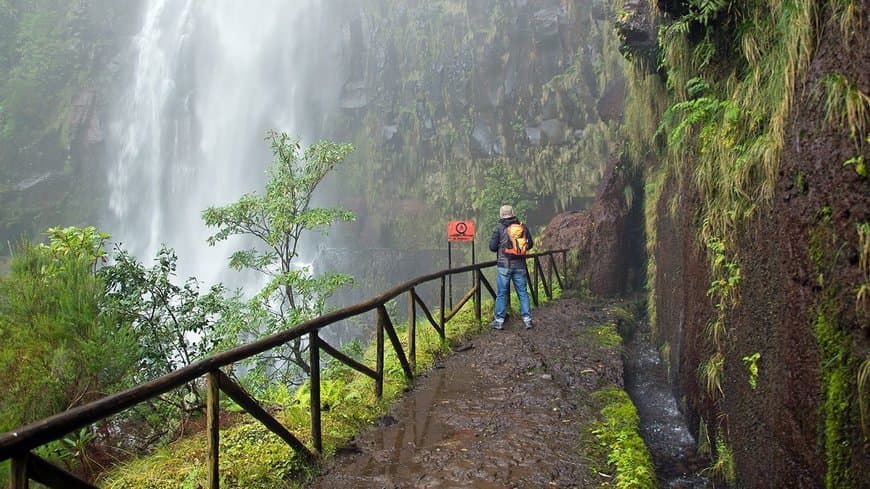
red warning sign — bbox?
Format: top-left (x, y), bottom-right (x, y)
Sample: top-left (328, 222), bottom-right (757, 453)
top-left (447, 220), bottom-right (475, 242)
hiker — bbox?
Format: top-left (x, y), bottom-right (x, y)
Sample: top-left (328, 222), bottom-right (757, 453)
top-left (488, 204), bottom-right (534, 330)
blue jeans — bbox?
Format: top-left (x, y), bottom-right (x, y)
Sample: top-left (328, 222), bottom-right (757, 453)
top-left (494, 266), bottom-right (531, 323)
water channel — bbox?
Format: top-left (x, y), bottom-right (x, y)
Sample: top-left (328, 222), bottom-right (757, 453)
top-left (623, 323), bottom-right (713, 488)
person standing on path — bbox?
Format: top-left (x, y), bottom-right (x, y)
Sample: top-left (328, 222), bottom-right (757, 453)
top-left (488, 204), bottom-right (534, 330)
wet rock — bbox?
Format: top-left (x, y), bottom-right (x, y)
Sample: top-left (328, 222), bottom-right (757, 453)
top-left (382, 124), bottom-right (399, 144)
top-left (15, 172), bottom-right (53, 192)
top-left (503, 56), bottom-right (519, 98)
top-left (334, 442), bottom-right (362, 455)
top-left (597, 77), bottom-right (626, 122)
top-left (340, 80), bottom-right (368, 109)
top-left (525, 126), bottom-right (542, 146)
top-left (540, 118), bottom-right (566, 145)
top-left (541, 157), bottom-right (645, 296)
top-left (374, 415), bottom-right (398, 427)
top-left (533, 7), bottom-right (562, 45)
top-left (541, 97), bottom-right (558, 120)
top-left (615, 0), bottom-right (660, 70)
top-left (471, 120), bottom-right (496, 156)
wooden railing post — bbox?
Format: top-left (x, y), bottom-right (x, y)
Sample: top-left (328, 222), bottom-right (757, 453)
top-left (376, 313), bottom-right (384, 398)
top-left (11, 455), bottom-right (28, 489)
top-left (547, 253), bottom-right (553, 290)
top-left (539, 259), bottom-right (552, 300)
top-left (206, 371), bottom-right (220, 489)
top-left (26, 455), bottom-right (100, 489)
top-left (525, 261), bottom-right (538, 308)
top-left (533, 257), bottom-right (540, 303)
top-left (474, 270), bottom-right (481, 322)
top-left (309, 331), bottom-right (322, 453)
top-left (549, 253), bottom-right (563, 290)
top-left (439, 276), bottom-right (446, 340)
top-left (408, 288), bottom-right (416, 372)
top-left (378, 305), bottom-right (413, 381)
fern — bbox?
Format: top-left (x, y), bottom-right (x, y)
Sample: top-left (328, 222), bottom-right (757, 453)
top-left (692, 0), bottom-right (731, 25)
top-left (657, 97), bottom-right (732, 148)
top-left (687, 77), bottom-right (710, 98)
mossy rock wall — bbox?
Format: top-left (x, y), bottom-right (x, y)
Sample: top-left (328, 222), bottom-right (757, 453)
top-left (631, 0), bottom-right (870, 486)
top-left (323, 0), bottom-right (626, 248)
top-left (0, 0), bottom-right (142, 249)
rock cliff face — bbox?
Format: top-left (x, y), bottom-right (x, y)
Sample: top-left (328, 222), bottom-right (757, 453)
top-left (323, 0), bottom-right (626, 248)
top-left (544, 0), bottom-right (868, 485)
top-left (612, 0), bottom-right (870, 486)
top-left (540, 155), bottom-right (644, 296)
top-left (0, 1), bottom-right (141, 249)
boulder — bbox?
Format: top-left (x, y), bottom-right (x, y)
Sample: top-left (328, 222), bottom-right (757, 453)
top-left (525, 126), bottom-right (542, 146)
top-left (381, 125), bottom-right (402, 151)
top-left (597, 77), bottom-right (626, 122)
top-left (471, 120), bottom-right (496, 156)
top-left (340, 80), bottom-right (368, 109)
top-left (533, 7), bottom-right (562, 44)
top-left (615, 0), bottom-right (660, 70)
top-left (541, 157), bottom-right (644, 296)
top-left (540, 118), bottom-right (566, 145)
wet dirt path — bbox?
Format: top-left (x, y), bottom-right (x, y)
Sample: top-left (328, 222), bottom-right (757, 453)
top-left (308, 296), bottom-right (625, 489)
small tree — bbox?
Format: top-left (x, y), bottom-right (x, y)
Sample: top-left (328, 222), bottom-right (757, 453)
top-left (100, 246), bottom-right (236, 389)
top-left (99, 245), bottom-right (240, 450)
top-left (473, 165), bottom-right (537, 233)
top-left (202, 131), bottom-right (355, 388)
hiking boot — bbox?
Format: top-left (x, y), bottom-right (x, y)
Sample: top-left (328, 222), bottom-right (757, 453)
top-left (523, 319), bottom-right (534, 330)
top-left (490, 320), bottom-right (504, 330)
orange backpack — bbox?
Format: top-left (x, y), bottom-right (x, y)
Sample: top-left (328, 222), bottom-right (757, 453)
top-left (503, 222), bottom-right (529, 256)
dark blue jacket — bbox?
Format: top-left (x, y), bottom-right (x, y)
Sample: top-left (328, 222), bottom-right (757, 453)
top-left (489, 216), bottom-right (534, 269)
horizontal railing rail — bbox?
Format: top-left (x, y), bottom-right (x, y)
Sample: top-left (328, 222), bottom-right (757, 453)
top-left (0, 249), bottom-right (568, 489)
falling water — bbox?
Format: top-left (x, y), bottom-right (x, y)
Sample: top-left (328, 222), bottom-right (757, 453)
top-left (104, 1), bottom-right (344, 286)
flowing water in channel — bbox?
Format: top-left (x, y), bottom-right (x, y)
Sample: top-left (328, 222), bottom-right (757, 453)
top-left (623, 324), bottom-right (712, 488)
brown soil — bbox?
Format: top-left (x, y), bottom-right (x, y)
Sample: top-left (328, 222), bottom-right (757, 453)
top-left (307, 295), bottom-right (627, 488)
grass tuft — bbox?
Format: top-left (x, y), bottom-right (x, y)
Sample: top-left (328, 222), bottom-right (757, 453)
top-left (590, 388), bottom-right (657, 489)
top-left (820, 72), bottom-right (870, 141)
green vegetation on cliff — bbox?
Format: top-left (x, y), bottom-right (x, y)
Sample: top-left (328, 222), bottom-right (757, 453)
top-left (622, 0), bottom-right (868, 484)
top-left (328, 0), bottom-right (626, 247)
top-left (0, 0), bottom-right (138, 250)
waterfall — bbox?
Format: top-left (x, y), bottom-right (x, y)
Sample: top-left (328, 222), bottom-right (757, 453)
top-left (105, 1), bottom-right (344, 286)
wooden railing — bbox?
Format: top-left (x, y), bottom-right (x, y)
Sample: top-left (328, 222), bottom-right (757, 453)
top-left (0, 250), bottom-right (568, 489)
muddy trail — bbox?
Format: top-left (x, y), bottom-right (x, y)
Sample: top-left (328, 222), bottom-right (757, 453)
top-left (307, 295), bottom-right (628, 488)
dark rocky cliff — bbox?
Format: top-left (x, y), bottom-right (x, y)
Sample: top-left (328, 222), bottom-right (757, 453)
top-left (323, 0), bottom-right (626, 248)
top-left (543, 0), bottom-right (869, 486)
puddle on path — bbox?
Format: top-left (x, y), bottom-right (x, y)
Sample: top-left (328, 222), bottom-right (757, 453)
top-left (355, 367), bottom-right (452, 484)
top-left (623, 325), bottom-right (712, 488)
